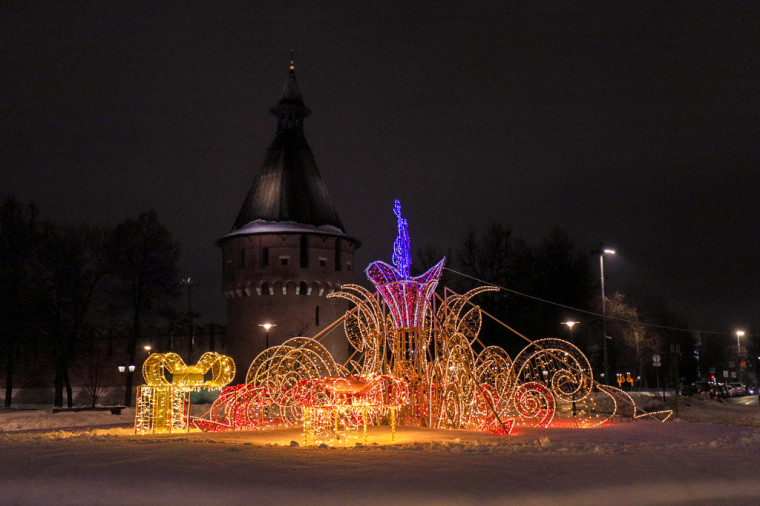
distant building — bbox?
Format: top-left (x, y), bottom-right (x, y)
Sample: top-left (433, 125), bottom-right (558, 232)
top-left (217, 57), bottom-right (359, 380)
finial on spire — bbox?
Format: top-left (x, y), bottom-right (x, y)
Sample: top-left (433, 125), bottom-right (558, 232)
top-left (290, 49), bottom-right (295, 71)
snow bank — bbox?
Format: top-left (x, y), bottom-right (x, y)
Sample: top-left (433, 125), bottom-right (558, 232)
top-left (3, 401), bottom-right (760, 505)
top-left (2, 396), bottom-right (759, 453)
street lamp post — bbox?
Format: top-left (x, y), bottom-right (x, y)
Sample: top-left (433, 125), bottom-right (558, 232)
top-left (600, 249), bottom-right (616, 385)
top-left (118, 365), bottom-right (135, 406)
top-left (259, 323), bottom-right (276, 349)
top-left (562, 321), bottom-right (580, 416)
top-left (736, 330), bottom-right (745, 383)
top-left (179, 277), bottom-right (199, 361)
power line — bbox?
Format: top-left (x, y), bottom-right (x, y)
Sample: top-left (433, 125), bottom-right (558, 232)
top-left (444, 267), bottom-right (752, 338)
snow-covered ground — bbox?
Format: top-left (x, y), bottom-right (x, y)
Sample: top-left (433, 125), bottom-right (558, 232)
top-left (2, 395), bottom-right (760, 505)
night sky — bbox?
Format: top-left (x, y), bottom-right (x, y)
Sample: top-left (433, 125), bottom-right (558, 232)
top-left (3, 2), bottom-right (759, 337)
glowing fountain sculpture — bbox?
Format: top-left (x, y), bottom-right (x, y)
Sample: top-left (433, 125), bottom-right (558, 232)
top-left (135, 352), bottom-right (235, 434)
top-left (194, 201), bottom-right (671, 443)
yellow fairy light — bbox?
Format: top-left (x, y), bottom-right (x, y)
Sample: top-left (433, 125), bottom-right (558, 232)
top-left (135, 352), bottom-right (235, 434)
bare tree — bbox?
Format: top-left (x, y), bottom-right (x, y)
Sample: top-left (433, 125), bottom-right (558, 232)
top-left (107, 210), bottom-right (180, 407)
top-left (605, 292), bottom-right (658, 378)
top-left (43, 224), bottom-right (110, 407)
top-left (455, 224), bottom-right (594, 347)
top-left (72, 339), bottom-right (113, 408)
top-left (0, 196), bottom-right (44, 408)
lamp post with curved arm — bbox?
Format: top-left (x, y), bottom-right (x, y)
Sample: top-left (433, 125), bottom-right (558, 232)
top-left (600, 249), bottom-right (616, 385)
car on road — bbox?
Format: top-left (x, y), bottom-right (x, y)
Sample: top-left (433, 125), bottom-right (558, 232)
top-left (713, 383), bottom-right (729, 398)
top-left (728, 382), bottom-right (747, 396)
top-left (680, 381), bottom-right (727, 398)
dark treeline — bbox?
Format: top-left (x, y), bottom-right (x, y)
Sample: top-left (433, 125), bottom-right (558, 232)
top-left (3, 196), bottom-right (755, 408)
top-left (417, 223), bottom-right (751, 390)
top-left (0, 196), bottom-right (180, 408)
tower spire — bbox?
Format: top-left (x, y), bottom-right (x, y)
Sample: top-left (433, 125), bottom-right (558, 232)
top-left (227, 57), bottom-right (348, 233)
top-left (274, 50), bottom-right (307, 112)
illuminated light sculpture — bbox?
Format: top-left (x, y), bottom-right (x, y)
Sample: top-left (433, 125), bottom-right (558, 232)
top-left (364, 200), bottom-right (444, 383)
top-left (194, 201), bottom-right (670, 442)
top-left (365, 200), bottom-right (445, 330)
top-left (196, 338), bottom-right (343, 431)
top-left (135, 352), bottom-right (235, 434)
top-left (292, 374), bottom-right (409, 445)
top-left (193, 383), bottom-right (277, 432)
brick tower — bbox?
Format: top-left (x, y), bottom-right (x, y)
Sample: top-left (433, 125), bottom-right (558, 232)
top-left (218, 56), bottom-right (359, 380)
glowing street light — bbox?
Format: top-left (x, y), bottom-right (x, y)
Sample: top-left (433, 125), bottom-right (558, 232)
top-left (562, 321), bottom-right (580, 344)
top-left (259, 323), bottom-right (277, 348)
top-left (600, 248), bottom-right (616, 384)
top-left (118, 364), bottom-right (135, 404)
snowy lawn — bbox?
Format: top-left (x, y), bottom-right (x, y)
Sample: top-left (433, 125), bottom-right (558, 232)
top-left (2, 396), bottom-right (760, 505)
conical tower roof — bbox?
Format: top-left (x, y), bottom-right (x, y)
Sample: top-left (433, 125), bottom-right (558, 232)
top-left (223, 55), bottom-right (352, 241)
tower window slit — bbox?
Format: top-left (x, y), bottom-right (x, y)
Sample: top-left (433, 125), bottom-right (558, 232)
top-left (300, 235), bottom-right (309, 268)
top-left (334, 238), bottom-right (342, 271)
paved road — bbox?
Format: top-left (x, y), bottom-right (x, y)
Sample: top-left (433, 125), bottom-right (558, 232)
top-left (731, 395), bottom-right (759, 406)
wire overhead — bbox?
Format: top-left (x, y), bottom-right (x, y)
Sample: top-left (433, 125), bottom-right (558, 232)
top-left (444, 267), bottom-right (750, 338)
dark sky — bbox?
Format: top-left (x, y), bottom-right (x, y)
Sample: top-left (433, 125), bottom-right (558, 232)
top-left (3, 2), bottom-right (759, 337)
